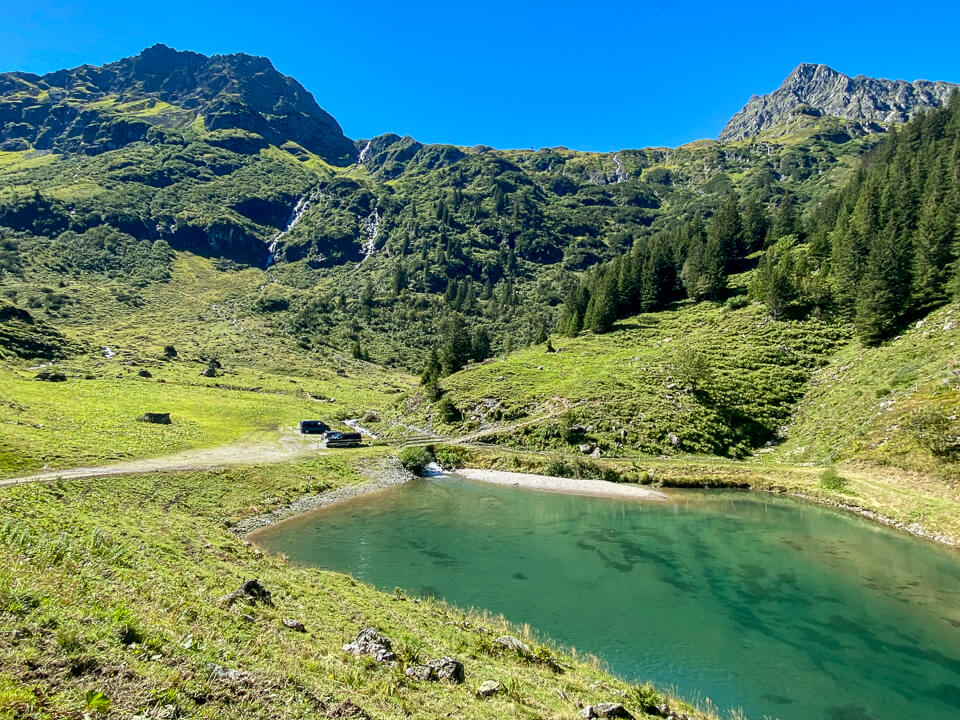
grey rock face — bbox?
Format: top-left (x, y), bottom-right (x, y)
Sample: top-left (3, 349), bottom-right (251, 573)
top-left (404, 657), bottom-right (465, 683)
top-left (342, 627), bottom-right (398, 664)
top-left (720, 63), bottom-right (958, 141)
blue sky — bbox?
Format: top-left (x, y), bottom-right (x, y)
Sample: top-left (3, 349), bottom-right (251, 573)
top-left (2, 1), bottom-right (959, 151)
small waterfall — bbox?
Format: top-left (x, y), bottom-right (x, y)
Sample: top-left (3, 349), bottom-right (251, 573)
top-left (344, 418), bottom-right (380, 439)
top-left (422, 461), bottom-right (447, 477)
top-left (358, 140), bottom-right (373, 166)
top-left (612, 152), bottom-right (627, 183)
top-left (358, 208), bottom-right (380, 262)
top-left (265, 192), bottom-right (314, 269)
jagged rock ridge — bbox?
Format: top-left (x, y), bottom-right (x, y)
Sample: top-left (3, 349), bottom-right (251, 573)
top-left (720, 63), bottom-right (958, 141)
top-left (0, 44), bottom-right (356, 163)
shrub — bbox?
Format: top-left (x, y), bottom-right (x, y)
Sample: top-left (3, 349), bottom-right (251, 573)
top-left (904, 407), bottom-right (959, 457)
top-left (819, 466), bottom-right (848, 492)
top-left (398, 446), bottom-right (433, 475)
top-left (433, 445), bottom-right (466, 469)
top-left (437, 396), bottom-right (461, 423)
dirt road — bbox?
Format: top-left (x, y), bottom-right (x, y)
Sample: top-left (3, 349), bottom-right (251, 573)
top-left (0, 431), bottom-right (324, 487)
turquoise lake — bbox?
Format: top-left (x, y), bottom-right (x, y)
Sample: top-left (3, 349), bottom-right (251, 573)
top-left (254, 475), bottom-right (960, 720)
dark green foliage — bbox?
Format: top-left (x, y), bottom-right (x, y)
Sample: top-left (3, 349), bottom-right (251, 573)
top-left (398, 446), bottom-right (434, 474)
top-left (750, 236), bottom-right (799, 319)
top-left (437, 396), bottom-right (461, 424)
top-left (904, 407), bottom-right (960, 457)
top-left (819, 466), bottom-right (848, 491)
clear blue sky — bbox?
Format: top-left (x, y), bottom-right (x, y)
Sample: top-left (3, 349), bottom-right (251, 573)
top-left (2, 1), bottom-right (959, 152)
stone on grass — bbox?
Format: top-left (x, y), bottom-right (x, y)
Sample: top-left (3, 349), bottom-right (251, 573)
top-left (139, 412), bottom-right (171, 424)
top-left (495, 635), bottom-right (532, 657)
top-left (34, 369), bottom-right (66, 382)
top-left (283, 618), bottom-right (306, 632)
top-left (209, 663), bottom-right (251, 682)
top-left (342, 627), bottom-right (397, 664)
top-left (138, 369), bottom-right (152, 378)
top-left (404, 657), bottom-right (464, 684)
top-left (580, 702), bottom-right (633, 719)
top-left (220, 578), bottom-right (273, 607)
top-left (476, 680), bottom-right (502, 698)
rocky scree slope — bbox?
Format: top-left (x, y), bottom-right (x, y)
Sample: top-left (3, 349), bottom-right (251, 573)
top-left (720, 63), bottom-right (958, 141)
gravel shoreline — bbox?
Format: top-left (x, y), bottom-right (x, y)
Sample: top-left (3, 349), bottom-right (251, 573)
top-left (456, 468), bottom-right (670, 501)
top-left (234, 457), bottom-right (414, 536)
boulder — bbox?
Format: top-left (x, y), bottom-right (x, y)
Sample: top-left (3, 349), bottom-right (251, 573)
top-left (476, 680), bottom-right (502, 698)
top-left (495, 635), bottom-right (532, 657)
top-left (138, 369), bottom-right (153, 378)
top-left (342, 627), bottom-right (397, 664)
top-left (580, 703), bottom-right (633, 719)
top-left (404, 657), bottom-right (464, 684)
top-left (283, 618), bottom-right (306, 632)
top-left (578, 443), bottom-right (594, 455)
top-left (220, 578), bottom-right (273, 607)
top-left (199, 365), bottom-right (218, 377)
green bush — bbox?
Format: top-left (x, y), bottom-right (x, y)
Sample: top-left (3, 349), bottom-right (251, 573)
top-left (437, 396), bottom-right (461, 423)
top-left (819, 466), bottom-right (848, 492)
top-left (433, 444), bottom-right (466, 469)
top-left (904, 407), bottom-right (959, 457)
top-left (398, 446), bottom-right (434, 475)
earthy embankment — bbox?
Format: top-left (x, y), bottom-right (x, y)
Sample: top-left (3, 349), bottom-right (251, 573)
top-left (237, 457), bottom-right (413, 535)
top-left (456, 467), bottom-right (670, 501)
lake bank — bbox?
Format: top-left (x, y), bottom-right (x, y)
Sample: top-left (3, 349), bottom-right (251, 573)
top-left (456, 467), bottom-right (670, 501)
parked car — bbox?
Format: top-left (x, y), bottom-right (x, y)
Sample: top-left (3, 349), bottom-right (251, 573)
top-left (298, 420), bottom-right (330, 435)
top-left (323, 431), bottom-right (362, 448)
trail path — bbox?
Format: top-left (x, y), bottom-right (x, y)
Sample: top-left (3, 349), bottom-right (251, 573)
top-left (1, 431), bottom-right (323, 487)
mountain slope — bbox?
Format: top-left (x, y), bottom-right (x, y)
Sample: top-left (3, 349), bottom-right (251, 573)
top-left (720, 63), bottom-right (958, 141)
top-left (0, 44), bottom-right (355, 163)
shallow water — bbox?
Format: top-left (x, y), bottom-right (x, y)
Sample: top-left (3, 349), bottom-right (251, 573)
top-left (255, 476), bottom-right (960, 720)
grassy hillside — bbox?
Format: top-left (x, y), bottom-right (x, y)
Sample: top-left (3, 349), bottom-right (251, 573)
top-left (398, 298), bottom-right (847, 457)
top-left (0, 253), bottom-right (414, 476)
top-left (0, 452), bottom-right (709, 720)
top-left (779, 300), bottom-right (960, 478)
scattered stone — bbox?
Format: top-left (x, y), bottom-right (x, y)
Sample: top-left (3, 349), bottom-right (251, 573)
top-left (331, 700), bottom-right (368, 718)
top-left (667, 432), bottom-right (680, 447)
top-left (199, 365), bottom-right (218, 378)
top-left (138, 369), bottom-right (153, 378)
top-left (220, 579), bottom-right (273, 607)
top-left (139, 412), bottom-right (171, 424)
top-left (283, 618), bottom-right (306, 632)
top-left (240, 614), bottom-right (255, 623)
top-left (404, 664), bottom-right (434, 681)
top-left (580, 702), bottom-right (633, 719)
top-left (404, 657), bottom-right (465, 683)
top-left (361, 410), bottom-right (380, 423)
top-left (342, 627), bottom-right (397, 664)
top-left (476, 680), bottom-right (502, 698)
top-left (34, 369), bottom-right (66, 382)
top-left (495, 635), bottom-right (532, 657)
top-left (209, 663), bottom-right (251, 682)
top-left (578, 443), bottom-right (594, 455)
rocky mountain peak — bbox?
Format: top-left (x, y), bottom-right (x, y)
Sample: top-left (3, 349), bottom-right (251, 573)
top-left (0, 45), bottom-right (356, 163)
top-left (720, 64), bottom-right (958, 141)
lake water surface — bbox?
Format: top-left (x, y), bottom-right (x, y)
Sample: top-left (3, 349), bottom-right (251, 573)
top-left (254, 475), bottom-right (960, 720)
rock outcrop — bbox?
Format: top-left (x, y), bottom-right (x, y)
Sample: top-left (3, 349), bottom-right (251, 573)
top-left (720, 63), bottom-right (957, 141)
